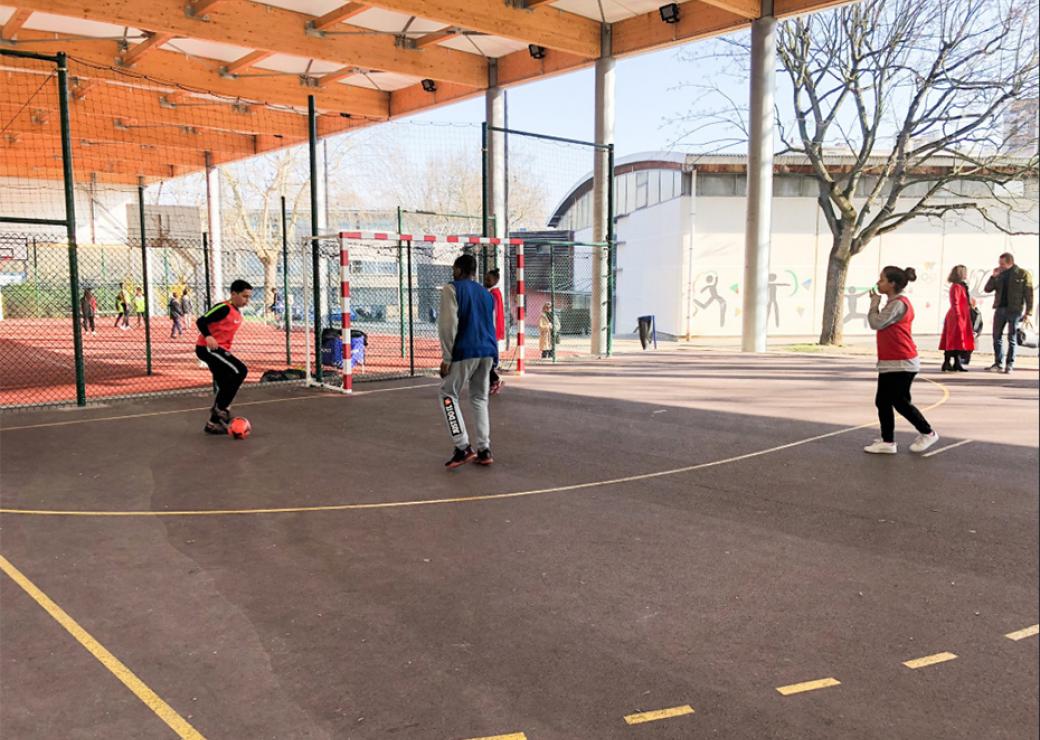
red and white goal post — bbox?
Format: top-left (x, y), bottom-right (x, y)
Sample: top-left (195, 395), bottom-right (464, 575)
top-left (310, 231), bottom-right (528, 394)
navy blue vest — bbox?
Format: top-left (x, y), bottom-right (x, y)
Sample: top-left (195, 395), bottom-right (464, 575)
top-left (451, 279), bottom-right (498, 362)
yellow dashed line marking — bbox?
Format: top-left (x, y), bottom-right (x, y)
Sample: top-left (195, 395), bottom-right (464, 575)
top-left (776, 677), bottom-right (841, 696)
top-left (903, 652), bottom-right (958, 669)
top-left (463, 734), bottom-right (527, 740)
top-left (623, 704), bottom-right (695, 725)
top-left (1005, 624), bottom-right (1039, 641)
top-left (0, 553), bottom-right (205, 739)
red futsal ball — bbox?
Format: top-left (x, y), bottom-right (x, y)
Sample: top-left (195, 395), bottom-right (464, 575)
top-left (227, 417), bottom-right (251, 439)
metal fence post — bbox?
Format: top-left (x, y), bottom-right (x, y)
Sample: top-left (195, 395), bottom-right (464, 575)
top-left (606, 143), bottom-right (616, 357)
top-left (281, 195), bottom-right (291, 365)
top-left (549, 244), bottom-right (557, 363)
top-left (406, 239), bottom-right (415, 377)
top-left (57, 52), bottom-right (86, 405)
top-left (137, 179), bottom-right (153, 375)
top-left (397, 205), bottom-right (405, 358)
top-left (308, 94), bottom-right (323, 383)
top-left (202, 231), bottom-right (212, 310)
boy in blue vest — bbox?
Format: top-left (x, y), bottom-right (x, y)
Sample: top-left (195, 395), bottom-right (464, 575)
top-left (438, 253), bottom-right (499, 468)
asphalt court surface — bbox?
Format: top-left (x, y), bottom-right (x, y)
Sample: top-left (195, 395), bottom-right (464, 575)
top-left (1, 351), bottom-right (1037, 739)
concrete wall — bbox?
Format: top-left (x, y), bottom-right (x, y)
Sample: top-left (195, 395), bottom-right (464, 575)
top-left (681, 194), bottom-right (1038, 338)
top-left (615, 197), bottom-right (689, 336)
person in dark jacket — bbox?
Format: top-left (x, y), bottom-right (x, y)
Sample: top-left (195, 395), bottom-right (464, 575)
top-left (984, 252), bottom-right (1034, 374)
top-left (169, 290), bottom-right (185, 338)
top-left (438, 254), bottom-right (498, 469)
top-left (80, 288), bottom-right (97, 335)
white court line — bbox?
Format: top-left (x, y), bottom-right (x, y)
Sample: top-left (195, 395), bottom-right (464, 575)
top-left (0, 377), bottom-right (950, 517)
top-left (922, 439), bottom-right (973, 458)
top-left (0, 382), bottom-right (440, 433)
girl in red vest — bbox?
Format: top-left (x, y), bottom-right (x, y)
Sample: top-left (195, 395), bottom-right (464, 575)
top-left (939, 264), bottom-right (975, 371)
top-left (864, 266), bottom-right (939, 455)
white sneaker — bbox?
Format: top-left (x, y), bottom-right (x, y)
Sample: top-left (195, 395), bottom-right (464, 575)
top-left (910, 431), bottom-right (940, 453)
top-left (864, 440), bottom-right (898, 454)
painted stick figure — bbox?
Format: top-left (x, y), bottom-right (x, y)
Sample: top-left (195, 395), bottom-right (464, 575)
top-left (695, 273), bottom-right (727, 327)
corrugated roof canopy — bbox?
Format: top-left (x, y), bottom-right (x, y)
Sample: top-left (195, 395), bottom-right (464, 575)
top-left (0, 0), bottom-right (850, 183)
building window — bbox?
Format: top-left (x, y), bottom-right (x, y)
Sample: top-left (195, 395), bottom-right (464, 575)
top-left (635, 171), bottom-right (649, 209)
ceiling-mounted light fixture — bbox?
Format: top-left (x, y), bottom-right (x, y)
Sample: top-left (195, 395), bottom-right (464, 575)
top-left (528, 44), bottom-right (546, 60)
top-left (659, 3), bottom-right (680, 23)
top-left (421, 78), bottom-right (437, 93)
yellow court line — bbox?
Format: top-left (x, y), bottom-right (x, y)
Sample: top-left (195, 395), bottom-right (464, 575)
top-left (0, 381), bottom-right (440, 433)
top-left (1005, 624), bottom-right (1039, 641)
top-left (776, 677), bottom-right (841, 696)
top-left (463, 734), bottom-right (527, 740)
top-left (624, 704), bottom-right (695, 725)
top-left (0, 553), bottom-right (205, 739)
top-left (0, 377), bottom-right (950, 518)
top-left (903, 652), bottom-right (958, 669)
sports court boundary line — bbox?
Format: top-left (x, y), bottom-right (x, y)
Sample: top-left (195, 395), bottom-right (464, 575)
top-left (0, 379), bottom-right (949, 518)
top-left (0, 553), bottom-right (205, 739)
top-left (0, 381), bottom-right (441, 432)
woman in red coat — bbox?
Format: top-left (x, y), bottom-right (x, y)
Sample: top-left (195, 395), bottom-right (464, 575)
top-left (940, 264), bottom-right (975, 372)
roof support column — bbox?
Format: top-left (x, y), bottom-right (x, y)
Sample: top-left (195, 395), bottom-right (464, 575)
top-left (205, 151), bottom-right (223, 298)
top-left (486, 61), bottom-right (506, 255)
top-left (742, 2), bottom-right (775, 353)
top-left (591, 24), bottom-right (614, 356)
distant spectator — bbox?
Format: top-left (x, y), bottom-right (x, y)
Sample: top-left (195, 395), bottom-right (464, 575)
top-left (133, 287), bottom-right (146, 327)
top-left (539, 302), bottom-right (559, 359)
top-left (939, 265), bottom-right (974, 372)
top-left (484, 268), bottom-right (505, 394)
top-left (114, 283), bottom-right (132, 330)
top-left (80, 288), bottom-right (97, 335)
top-left (270, 288), bottom-right (284, 323)
top-left (984, 252), bottom-right (1034, 374)
top-left (169, 290), bottom-right (184, 338)
top-left (180, 287), bottom-right (193, 324)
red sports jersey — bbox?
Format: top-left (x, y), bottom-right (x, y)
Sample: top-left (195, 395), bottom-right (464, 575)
top-left (876, 296), bottom-right (917, 360)
top-left (196, 302), bottom-right (243, 350)
top-left (490, 287), bottom-right (505, 341)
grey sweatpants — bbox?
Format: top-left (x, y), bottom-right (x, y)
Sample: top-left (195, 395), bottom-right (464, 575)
top-left (440, 357), bottom-right (493, 451)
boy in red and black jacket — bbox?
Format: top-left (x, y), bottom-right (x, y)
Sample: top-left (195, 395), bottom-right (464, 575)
top-left (196, 280), bottom-right (253, 434)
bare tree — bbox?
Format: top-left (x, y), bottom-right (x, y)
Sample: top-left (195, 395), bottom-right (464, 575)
top-left (676, 0), bottom-right (1039, 344)
top-left (221, 147), bottom-right (313, 307)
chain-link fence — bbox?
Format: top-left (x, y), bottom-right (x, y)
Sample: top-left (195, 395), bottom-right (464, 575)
top-left (507, 240), bottom-right (597, 362)
top-left (0, 232), bottom-right (313, 408)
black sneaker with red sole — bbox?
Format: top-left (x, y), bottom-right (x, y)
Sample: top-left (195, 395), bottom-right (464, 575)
top-left (445, 446), bottom-right (477, 469)
top-left (475, 449), bottom-right (494, 466)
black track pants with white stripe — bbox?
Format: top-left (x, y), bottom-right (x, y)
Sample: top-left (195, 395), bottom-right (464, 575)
top-left (196, 345), bottom-right (248, 412)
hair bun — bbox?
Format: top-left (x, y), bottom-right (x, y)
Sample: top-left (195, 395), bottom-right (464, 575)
top-left (904, 267), bottom-right (917, 282)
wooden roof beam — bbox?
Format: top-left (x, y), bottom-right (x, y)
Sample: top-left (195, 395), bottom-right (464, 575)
top-left (119, 32), bottom-right (175, 68)
top-left (185, 0), bottom-right (228, 19)
top-left (307, 2), bottom-right (368, 31)
top-left (411, 27), bottom-right (459, 49)
top-left (1, 8), bottom-right (33, 39)
top-left (222, 50), bottom-right (274, 75)
top-left (360, 0), bottom-right (600, 57)
top-left (698, 0), bottom-right (760, 19)
top-left (14, 0), bottom-right (487, 87)
top-left (318, 66), bottom-right (360, 87)
top-left (14, 30), bottom-right (390, 119)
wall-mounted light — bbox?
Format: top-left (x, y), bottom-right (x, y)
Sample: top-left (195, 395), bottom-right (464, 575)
top-left (528, 44), bottom-right (546, 60)
top-left (659, 3), bottom-right (680, 23)
top-left (421, 78), bottom-right (437, 93)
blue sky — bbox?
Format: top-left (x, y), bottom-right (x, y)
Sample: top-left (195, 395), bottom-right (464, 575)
top-left (406, 43), bottom-right (722, 158)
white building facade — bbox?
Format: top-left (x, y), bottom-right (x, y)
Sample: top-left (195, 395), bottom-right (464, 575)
top-left (550, 153), bottom-right (1039, 339)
